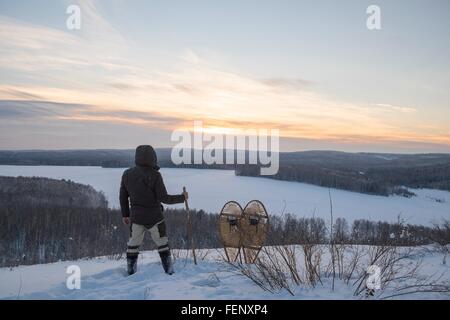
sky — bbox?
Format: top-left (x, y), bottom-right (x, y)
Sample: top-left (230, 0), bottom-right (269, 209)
top-left (0, 0), bottom-right (449, 152)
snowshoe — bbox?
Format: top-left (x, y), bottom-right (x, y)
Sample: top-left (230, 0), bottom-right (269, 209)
top-left (241, 200), bottom-right (269, 264)
top-left (219, 201), bottom-right (243, 262)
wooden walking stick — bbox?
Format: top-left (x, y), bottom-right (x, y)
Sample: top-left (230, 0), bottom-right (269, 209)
top-left (183, 186), bottom-right (197, 265)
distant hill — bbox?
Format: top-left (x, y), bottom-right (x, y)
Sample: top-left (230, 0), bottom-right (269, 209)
top-left (0, 149), bottom-right (137, 167)
top-left (0, 149), bottom-right (226, 169)
top-left (0, 176), bottom-right (108, 209)
top-left (276, 150), bottom-right (450, 168)
top-left (1, 149), bottom-right (450, 196)
top-left (236, 151), bottom-right (450, 196)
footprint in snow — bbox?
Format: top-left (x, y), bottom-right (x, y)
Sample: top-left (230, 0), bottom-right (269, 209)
top-left (191, 274), bottom-right (221, 287)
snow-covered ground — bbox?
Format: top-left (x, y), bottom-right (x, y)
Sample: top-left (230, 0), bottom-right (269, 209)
top-left (0, 247), bottom-right (448, 300)
top-left (0, 165), bottom-right (449, 225)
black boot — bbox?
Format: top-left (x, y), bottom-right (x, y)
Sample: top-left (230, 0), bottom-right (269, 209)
top-left (127, 254), bottom-right (138, 275)
top-left (159, 251), bottom-right (174, 275)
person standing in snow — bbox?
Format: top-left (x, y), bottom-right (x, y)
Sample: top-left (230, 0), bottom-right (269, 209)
top-left (120, 145), bottom-right (188, 275)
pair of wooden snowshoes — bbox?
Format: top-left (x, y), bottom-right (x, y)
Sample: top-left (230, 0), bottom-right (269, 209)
top-left (219, 200), bottom-right (269, 263)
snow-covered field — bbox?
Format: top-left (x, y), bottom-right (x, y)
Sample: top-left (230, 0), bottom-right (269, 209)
top-left (0, 165), bottom-right (449, 225)
top-left (0, 247), bottom-right (448, 300)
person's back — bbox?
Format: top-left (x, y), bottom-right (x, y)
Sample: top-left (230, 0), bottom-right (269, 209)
top-left (120, 145), bottom-right (187, 275)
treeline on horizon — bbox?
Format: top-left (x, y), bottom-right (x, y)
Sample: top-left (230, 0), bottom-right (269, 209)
top-left (236, 163), bottom-right (450, 196)
top-left (0, 176), bottom-right (448, 267)
top-left (1, 149), bottom-right (450, 196)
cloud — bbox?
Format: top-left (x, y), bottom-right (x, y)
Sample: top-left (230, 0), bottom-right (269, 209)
top-left (0, 1), bottom-right (133, 75)
top-left (0, 99), bottom-right (188, 129)
top-left (260, 78), bottom-right (313, 89)
top-left (181, 49), bottom-right (203, 65)
top-left (372, 103), bottom-right (417, 113)
top-left (0, 53), bottom-right (444, 147)
top-left (0, 100), bottom-right (91, 119)
top-left (1, 97), bottom-right (449, 150)
top-left (0, 7), bottom-right (447, 150)
top-left (108, 83), bottom-right (141, 91)
top-left (0, 88), bottom-right (44, 100)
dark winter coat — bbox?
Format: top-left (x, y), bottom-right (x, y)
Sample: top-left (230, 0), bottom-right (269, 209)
top-left (120, 145), bottom-right (185, 226)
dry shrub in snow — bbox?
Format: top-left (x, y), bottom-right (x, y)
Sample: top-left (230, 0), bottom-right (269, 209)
top-left (301, 244), bottom-right (323, 287)
top-left (226, 246), bottom-right (296, 296)
top-left (225, 244), bottom-right (449, 299)
top-left (428, 219), bottom-right (450, 265)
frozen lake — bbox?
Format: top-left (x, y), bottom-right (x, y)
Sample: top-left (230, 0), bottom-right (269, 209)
top-left (0, 165), bottom-right (449, 225)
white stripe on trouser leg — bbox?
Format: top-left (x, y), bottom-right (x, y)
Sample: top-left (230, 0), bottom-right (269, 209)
top-left (150, 221), bottom-right (169, 252)
top-left (127, 223), bottom-right (146, 254)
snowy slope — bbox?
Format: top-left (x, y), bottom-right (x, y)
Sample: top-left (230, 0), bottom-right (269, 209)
top-left (0, 166), bottom-right (449, 225)
top-left (1, 247), bottom-right (448, 300)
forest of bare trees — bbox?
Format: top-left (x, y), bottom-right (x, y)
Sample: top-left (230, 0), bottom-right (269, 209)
top-left (0, 176), bottom-right (108, 209)
top-left (0, 176), bottom-right (448, 267)
top-left (236, 163), bottom-right (450, 196)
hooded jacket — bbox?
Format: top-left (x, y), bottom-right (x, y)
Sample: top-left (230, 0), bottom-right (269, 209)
top-left (120, 145), bottom-right (185, 226)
